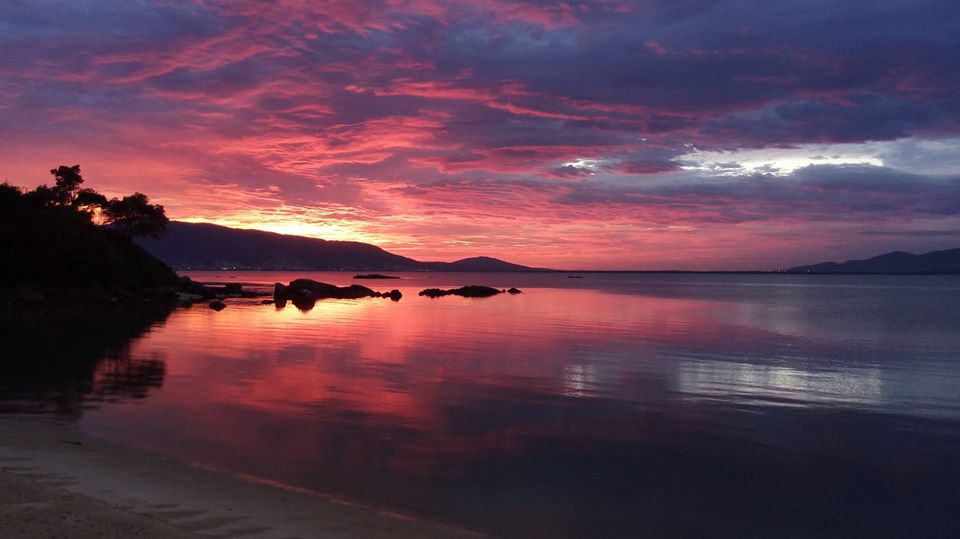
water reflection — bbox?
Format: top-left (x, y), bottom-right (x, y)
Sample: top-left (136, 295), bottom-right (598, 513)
top-left (0, 305), bottom-right (172, 418)
top-left (3, 274), bottom-right (960, 537)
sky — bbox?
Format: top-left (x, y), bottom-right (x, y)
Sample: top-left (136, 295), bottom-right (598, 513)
top-left (2, 0), bottom-right (959, 270)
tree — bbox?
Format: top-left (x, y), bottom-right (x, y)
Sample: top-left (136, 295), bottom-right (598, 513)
top-left (23, 164), bottom-right (88, 208)
top-left (102, 193), bottom-right (169, 238)
top-left (0, 182), bottom-right (23, 202)
top-left (23, 184), bottom-right (59, 207)
top-left (50, 165), bottom-right (84, 205)
top-left (15, 164), bottom-right (169, 237)
top-left (73, 188), bottom-right (109, 220)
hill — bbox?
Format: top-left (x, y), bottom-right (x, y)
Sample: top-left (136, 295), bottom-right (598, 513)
top-left (138, 221), bottom-right (544, 271)
top-left (1, 183), bottom-right (176, 290)
top-left (420, 256), bottom-right (542, 272)
top-left (785, 248), bottom-right (960, 274)
top-left (138, 222), bottom-right (421, 271)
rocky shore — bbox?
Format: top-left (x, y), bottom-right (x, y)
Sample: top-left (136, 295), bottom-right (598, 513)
top-left (273, 279), bottom-right (402, 310)
top-left (0, 275), bottom-right (270, 313)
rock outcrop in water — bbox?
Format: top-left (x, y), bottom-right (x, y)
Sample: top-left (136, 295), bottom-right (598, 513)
top-left (353, 273), bottom-right (400, 279)
top-left (418, 285), bottom-right (506, 298)
top-left (274, 279), bottom-right (401, 310)
top-left (174, 277), bottom-right (268, 308)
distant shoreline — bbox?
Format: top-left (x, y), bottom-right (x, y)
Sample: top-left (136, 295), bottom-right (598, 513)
top-left (180, 268), bottom-right (960, 276)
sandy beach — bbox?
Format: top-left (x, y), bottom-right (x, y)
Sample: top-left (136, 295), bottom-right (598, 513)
top-left (0, 416), bottom-right (480, 539)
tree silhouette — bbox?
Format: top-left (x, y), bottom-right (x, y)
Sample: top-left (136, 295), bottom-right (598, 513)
top-left (2, 165), bottom-right (177, 289)
top-left (24, 165), bottom-right (85, 207)
top-left (102, 192), bottom-right (169, 238)
top-left (73, 188), bottom-right (109, 220)
top-left (0, 182), bottom-right (22, 202)
top-left (10, 164), bottom-right (170, 238)
top-left (50, 164), bottom-right (84, 204)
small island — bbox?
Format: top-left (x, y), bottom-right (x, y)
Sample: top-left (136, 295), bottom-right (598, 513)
top-left (353, 273), bottom-right (400, 279)
top-left (419, 285), bottom-right (522, 298)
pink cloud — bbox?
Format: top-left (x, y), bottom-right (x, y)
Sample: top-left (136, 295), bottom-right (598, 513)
top-left (3, 0), bottom-right (959, 269)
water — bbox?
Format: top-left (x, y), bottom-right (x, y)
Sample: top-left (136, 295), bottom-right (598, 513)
top-left (2, 272), bottom-right (960, 537)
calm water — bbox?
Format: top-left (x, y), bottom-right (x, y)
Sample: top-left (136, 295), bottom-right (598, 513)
top-left (3, 272), bottom-right (960, 537)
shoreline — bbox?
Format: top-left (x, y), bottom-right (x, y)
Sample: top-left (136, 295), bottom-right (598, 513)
top-left (0, 416), bottom-right (481, 538)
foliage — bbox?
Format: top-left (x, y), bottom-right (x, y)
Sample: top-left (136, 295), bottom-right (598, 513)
top-left (0, 166), bottom-right (177, 288)
top-left (101, 192), bottom-right (169, 238)
top-left (73, 188), bottom-right (108, 220)
top-left (14, 164), bottom-right (168, 238)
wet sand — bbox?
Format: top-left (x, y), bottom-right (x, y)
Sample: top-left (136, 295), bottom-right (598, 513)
top-left (0, 416), bottom-right (480, 538)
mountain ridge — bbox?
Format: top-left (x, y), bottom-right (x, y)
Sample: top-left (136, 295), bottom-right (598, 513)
top-left (138, 221), bottom-right (548, 271)
top-left (785, 248), bottom-right (960, 274)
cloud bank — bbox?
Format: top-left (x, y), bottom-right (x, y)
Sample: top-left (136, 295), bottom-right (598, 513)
top-left (2, 0), bottom-right (959, 268)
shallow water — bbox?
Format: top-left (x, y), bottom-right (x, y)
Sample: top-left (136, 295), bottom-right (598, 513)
top-left (3, 272), bottom-right (960, 537)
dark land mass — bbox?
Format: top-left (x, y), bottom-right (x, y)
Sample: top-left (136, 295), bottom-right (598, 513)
top-left (419, 256), bottom-right (539, 272)
top-left (1, 188), bottom-right (176, 293)
top-left (0, 177), bottom-right (251, 309)
top-left (419, 285), bottom-right (520, 298)
top-left (785, 248), bottom-right (960, 274)
top-left (1, 184), bottom-right (181, 309)
top-left (274, 279), bottom-right (402, 311)
top-left (137, 221), bottom-right (546, 272)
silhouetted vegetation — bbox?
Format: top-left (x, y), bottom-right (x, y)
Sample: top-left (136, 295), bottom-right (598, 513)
top-left (0, 304), bottom-right (173, 418)
top-left (0, 165), bottom-right (176, 292)
top-left (12, 165), bottom-right (168, 237)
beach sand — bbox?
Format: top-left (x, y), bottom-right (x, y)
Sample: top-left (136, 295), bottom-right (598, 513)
top-left (0, 416), bottom-right (480, 538)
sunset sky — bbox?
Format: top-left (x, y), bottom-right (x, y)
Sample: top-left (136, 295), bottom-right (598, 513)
top-left (2, 0), bottom-right (959, 269)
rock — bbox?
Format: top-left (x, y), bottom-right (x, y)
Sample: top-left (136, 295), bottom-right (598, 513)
top-left (223, 283), bottom-right (243, 296)
top-left (209, 300), bottom-right (226, 311)
top-left (507, 287), bottom-right (522, 294)
top-left (260, 299), bottom-right (275, 305)
top-left (419, 288), bottom-right (444, 298)
top-left (288, 279), bottom-right (379, 300)
top-left (178, 276), bottom-right (217, 299)
top-left (291, 295), bottom-right (315, 311)
top-left (273, 279), bottom-right (398, 311)
top-left (273, 283), bottom-right (288, 302)
top-left (418, 285), bottom-right (504, 298)
top-left (388, 289), bottom-right (402, 301)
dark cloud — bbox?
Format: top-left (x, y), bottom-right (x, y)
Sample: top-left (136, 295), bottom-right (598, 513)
top-left (5, 0), bottom-right (959, 153)
top-left (614, 159), bottom-right (682, 175)
top-left (554, 165), bottom-right (960, 223)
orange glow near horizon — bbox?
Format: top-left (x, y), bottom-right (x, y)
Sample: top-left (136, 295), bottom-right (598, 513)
top-left (177, 217), bottom-right (388, 245)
